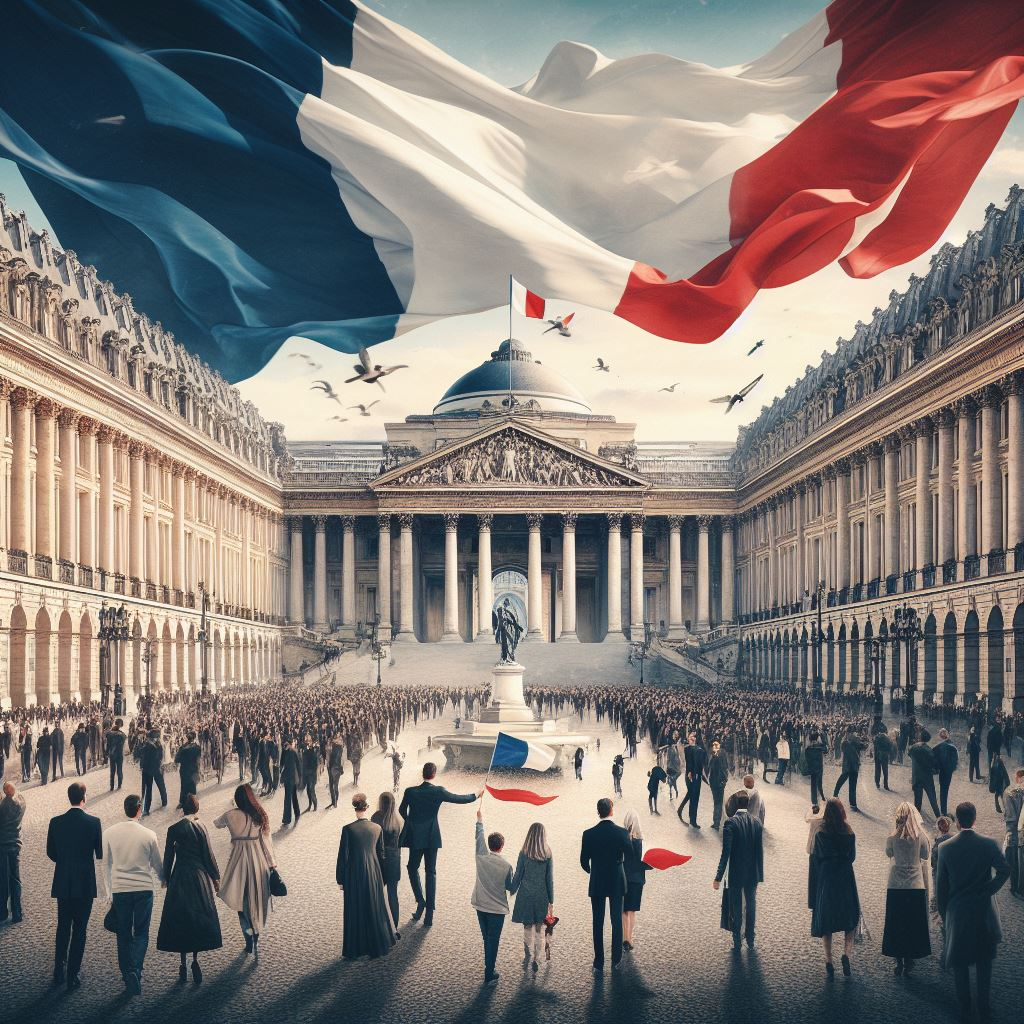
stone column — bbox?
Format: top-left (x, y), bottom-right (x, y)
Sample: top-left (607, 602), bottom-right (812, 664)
top-left (914, 417), bottom-right (933, 584)
top-left (696, 515), bottom-right (711, 631)
top-left (396, 514), bottom-right (417, 641)
top-left (128, 441), bottom-right (145, 581)
top-left (288, 516), bottom-right (304, 625)
top-left (629, 513), bottom-right (645, 638)
top-left (312, 514), bottom-right (328, 631)
top-left (441, 513), bottom-right (460, 642)
top-left (1005, 374), bottom-right (1024, 552)
top-left (78, 419), bottom-right (97, 569)
top-left (666, 515), bottom-right (684, 638)
top-left (526, 513), bottom-right (543, 640)
top-left (937, 408), bottom-right (955, 567)
top-left (796, 483), bottom-right (807, 599)
top-left (475, 513), bottom-right (493, 642)
top-left (58, 409), bottom-right (79, 566)
top-left (836, 459), bottom-right (850, 590)
top-left (341, 515), bottom-right (356, 634)
top-left (34, 398), bottom-right (58, 563)
top-left (378, 513), bottom-right (393, 635)
top-left (146, 461), bottom-right (160, 587)
top-left (168, 466), bottom-right (184, 592)
top-left (9, 388), bottom-right (34, 556)
top-left (956, 396), bottom-right (977, 563)
top-left (604, 513), bottom-right (625, 642)
top-left (721, 516), bottom-right (735, 623)
top-left (240, 495), bottom-right (250, 610)
top-left (558, 512), bottom-right (578, 642)
top-left (97, 425), bottom-right (115, 574)
top-left (884, 435), bottom-right (900, 579)
top-left (979, 385), bottom-right (1002, 564)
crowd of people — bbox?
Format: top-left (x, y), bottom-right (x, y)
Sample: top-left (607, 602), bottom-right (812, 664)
top-left (0, 676), bottom-right (1021, 1022)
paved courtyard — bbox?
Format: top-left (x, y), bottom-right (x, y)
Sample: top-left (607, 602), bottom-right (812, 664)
top-left (2, 707), bottom-right (1020, 1024)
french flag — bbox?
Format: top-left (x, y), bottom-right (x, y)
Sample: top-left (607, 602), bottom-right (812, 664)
top-left (511, 277), bottom-right (546, 320)
top-left (490, 732), bottom-right (556, 772)
top-left (2, 1), bottom-right (1023, 382)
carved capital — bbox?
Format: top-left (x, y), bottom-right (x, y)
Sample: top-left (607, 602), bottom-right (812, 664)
top-left (561, 512), bottom-right (578, 531)
top-left (697, 515), bottom-right (714, 531)
top-left (57, 407), bottom-right (81, 430)
top-left (795, 480), bottom-right (807, 496)
top-left (667, 514), bottom-right (684, 531)
top-left (442, 512), bottom-right (459, 532)
top-left (835, 457), bottom-right (851, 476)
top-left (526, 513), bottom-right (543, 531)
top-left (96, 424), bottom-right (117, 444)
top-left (127, 439), bottom-right (147, 459)
top-left (720, 515), bottom-right (735, 534)
top-left (628, 513), bottom-right (646, 533)
top-left (936, 407), bottom-right (955, 429)
top-left (397, 513), bottom-right (415, 531)
top-left (339, 514), bottom-right (356, 531)
top-left (955, 394), bottom-right (977, 418)
top-left (1000, 371), bottom-right (1023, 397)
top-left (11, 386), bottom-right (38, 411)
top-left (286, 516), bottom-right (304, 533)
top-left (977, 384), bottom-right (1001, 409)
top-left (312, 514), bottom-right (328, 531)
top-left (913, 415), bottom-right (934, 438)
top-left (77, 416), bottom-right (98, 437)
top-left (883, 434), bottom-right (901, 454)
top-left (477, 512), bottom-right (494, 531)
top-left (0, 378), bottom-right (13, 401)
top-left (34, 396), bottom-right (60, 420)
top-left (605, 512), bottom-right (623, 531)
top-left (182, 466), bottom-right (198, 482)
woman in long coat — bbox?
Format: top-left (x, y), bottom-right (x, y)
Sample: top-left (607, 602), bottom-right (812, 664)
top-left (882, 802), bottom-right (931, 976)
top-left (214, 784), bottom-right (277, 962)
top-left (157, 793), bottom-right (223, 983)
top-left (810, 798), bottom-right (860, 978)
top-left (370, 790), bottom-right (403, 935)
top-left (511, 822), bottom-right (554, 969)
top-left (337, 793), bottom-right (396, 960)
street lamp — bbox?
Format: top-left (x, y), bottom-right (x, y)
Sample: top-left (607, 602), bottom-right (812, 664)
top-left (369, 613), bottom-right (388, 687)
top-left (97, 601), bottom-right (130, 714)
top-left (868, 635), bottom-right (887, 731)
top-left (140, 636), bottom-right (158, 715)
top-left (630, 621), bottom-right (653, 684)
top-left (892, 603), bottom-right (922, 722)
top-left (813, 579), bottom-right (825, 698)
top-left (197, 581), bottom-right (212, 699)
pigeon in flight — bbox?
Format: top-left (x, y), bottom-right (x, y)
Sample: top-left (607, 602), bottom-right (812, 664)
top-left (328, 415), bottom-right (349, 423)
top-left (747, 339), bottom-right (764, 356)
top-left (311, 380), bottom-right (343, 403)
top-left (348, 401), bottom-right (380, 417)
top-left (594, 358), bottom-right (611, 372)
top-left (345, 346), bottom-right (408, 391)
top-left (289, 352), bottom-right (322, 370)
top-left (710, 374), bottom-right (764, 414)
top-left (542, 312), bottom-right (575, 337)
top-left (659, 382), bottom-right (681, 393)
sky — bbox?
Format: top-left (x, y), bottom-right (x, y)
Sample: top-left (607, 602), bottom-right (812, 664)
top-left (1, 0), bottom-right (1022, 445)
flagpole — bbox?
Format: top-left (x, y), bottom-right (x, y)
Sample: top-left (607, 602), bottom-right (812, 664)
top-left (508, 274), bottom-right (513, 411)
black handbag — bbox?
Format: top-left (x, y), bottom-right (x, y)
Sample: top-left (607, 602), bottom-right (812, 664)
top-left (268, 868), bottom-right (287, 897)
top-left (103, 904), bottom-right (119, 933)
top-left (719, 884), bottom-right (732, 931)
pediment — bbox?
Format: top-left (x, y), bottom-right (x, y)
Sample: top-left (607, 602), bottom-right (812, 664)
top-left (373, 420), bottom-right (648, 491)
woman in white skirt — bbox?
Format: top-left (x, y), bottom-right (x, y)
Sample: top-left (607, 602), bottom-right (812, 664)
top-left (214, 783), bottom-right (277, 962)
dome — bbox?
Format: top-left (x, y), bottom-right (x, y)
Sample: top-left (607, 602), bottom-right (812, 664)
top-left (433, 339), bottom-right (592, 415)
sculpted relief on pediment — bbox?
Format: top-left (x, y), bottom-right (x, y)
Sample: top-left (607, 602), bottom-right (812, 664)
top-left (386, 426), bottom-right (642, 488)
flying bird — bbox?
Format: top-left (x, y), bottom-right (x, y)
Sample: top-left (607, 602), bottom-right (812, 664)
top-left (542, 312), bottom-right (575, 337)
top-left (348, 401), bottom-right (380, 417)
top-left (747, 339), bottom-right (764, 356)
top-left (328, 415), bottom-right (348, 423)
top-left (659, 382), bottom-right (681, 393)
top-left (345, 346), bottom-right (408, 391)
top-left (594, 358), bottom-right (610, 372)
top-left (311, 380), bottom-right (343, 403)
top-left (289, 352), bottom-right (323, 370)
top-left (710, 374), bottom-right (764, 414)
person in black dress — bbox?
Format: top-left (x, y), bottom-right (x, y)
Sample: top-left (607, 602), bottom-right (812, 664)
top-left (370, 791), bottom-right (403, 937)
top-left (810, 798), bottom-right (860, 979)
top-left (621, 809), bottom-right (651, 952)
top-left (156, 794), bottom-right (223, 983)
top-left (337, 793), bottom-right (396, 960)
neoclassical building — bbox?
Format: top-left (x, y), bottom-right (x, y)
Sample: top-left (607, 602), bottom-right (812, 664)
top-left (4, 183), bottom-right (1024, 711)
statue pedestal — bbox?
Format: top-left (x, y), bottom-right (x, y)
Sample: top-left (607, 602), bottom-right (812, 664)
top-left (433, 660), bottom-right (591, 770)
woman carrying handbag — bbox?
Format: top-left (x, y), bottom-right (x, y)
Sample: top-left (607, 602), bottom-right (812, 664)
top-left (214, 783), bottom-right (278, 963)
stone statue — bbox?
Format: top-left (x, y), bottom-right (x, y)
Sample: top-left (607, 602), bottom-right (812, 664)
top-left (492, 598), bottom-right (523, 664)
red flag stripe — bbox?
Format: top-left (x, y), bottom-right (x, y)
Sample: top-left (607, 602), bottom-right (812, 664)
top-left (615, 0), bottom-right (1024, 344)
top-left (485, 784), bottom-right (558, 806)
top-left (642, 848), bottom-right (693, 871)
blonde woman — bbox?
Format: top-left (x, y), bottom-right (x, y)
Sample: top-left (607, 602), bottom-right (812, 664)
top-left (621, 809), bottom-right (651, 952)
top-left (882, 802), bottom-right (931, 976)
top-left (510, 822), bottom-right (554, 971)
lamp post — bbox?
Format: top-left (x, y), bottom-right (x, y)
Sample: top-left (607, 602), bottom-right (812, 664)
top-left (197, 581), bottom-right (211, 699)
top-left (370, 613), bottom-right (387, 687)
top-left (892, 603), bottom-right (922, 722)
top-left (868, 636), bottom-right (887, 730)
top-left (97, 601), bottom-right (130, 714)
top-left (140, 636), bottom-right (157, 716)
top-left (813, 578), bottom-right (825, 698)
top-left (630, 621), bottom-right (652, 684)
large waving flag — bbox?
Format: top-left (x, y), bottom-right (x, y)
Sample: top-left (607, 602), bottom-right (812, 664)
top-left (2, 1), bottom-right (1023, 382)
top-left (490, 732), bottom-right (556, 772)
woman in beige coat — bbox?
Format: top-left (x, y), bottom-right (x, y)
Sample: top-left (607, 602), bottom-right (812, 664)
top-left (214, 783), bottom-right (277, 962)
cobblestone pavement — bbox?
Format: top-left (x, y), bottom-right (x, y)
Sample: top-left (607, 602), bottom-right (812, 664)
top-left (2, 710), bottom-right (1021, 1024)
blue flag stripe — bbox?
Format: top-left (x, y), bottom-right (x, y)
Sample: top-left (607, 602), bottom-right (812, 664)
top-left (0, 0), bottom-right (402, 382)
top-left (491, 733), bottom-right (529, 769)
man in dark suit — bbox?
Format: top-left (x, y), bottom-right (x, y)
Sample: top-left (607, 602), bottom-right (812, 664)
top-left (833, 727), bottom-right (867, 811)
top-left (105, 718), bottom-right (127, 790)
top-left (398, 762), bottom-right (480, 927)
top-left (280, 738), bottom-right (303, 826)
top-left (677, 732), bottom-right (708, 828)
top-left (713, 789), bottom-right (764, 951)
top-left (51, 722), bottom-right (65, 780)
top-left (46, 782), bottom-right (103, 991)
top-left (909, 729), bottom-right (941, 817)
top-left (70, 723), bottom-right (89, 776)
top-left (580, 797), bottom-right (632, 972)
top-left (139, 730), bottom-right (167, 817)
top-left (936, 801), bottom-right (1010, 1024)
top-left (707, 739), bottom-right (730, 830)
top-left (804, 730), bottom-right (827, 807)
top-left (873, 729), bottom-right (895, 790)
top-left (35, 727), bottom-right (52, 786)
top-left (174, 731), bottom-right (201, 809)
top-left (933, 728), bottom-right (960, 817)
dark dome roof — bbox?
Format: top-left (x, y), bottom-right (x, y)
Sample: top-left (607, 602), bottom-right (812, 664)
top-left (433, 339), bottom-right (591, 415)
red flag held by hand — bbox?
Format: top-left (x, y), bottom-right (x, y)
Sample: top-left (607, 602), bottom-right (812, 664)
top-left (485, 784), bottom-right (558, 806)
top-left (642, 848), bottom-right (692, 871)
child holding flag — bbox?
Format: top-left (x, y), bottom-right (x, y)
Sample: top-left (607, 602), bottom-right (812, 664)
top-left (471, 805), bottom-right (517, 986)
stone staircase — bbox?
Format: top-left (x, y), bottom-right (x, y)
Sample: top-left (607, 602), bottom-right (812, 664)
top-left (329, 639), bottom-right (641, 688)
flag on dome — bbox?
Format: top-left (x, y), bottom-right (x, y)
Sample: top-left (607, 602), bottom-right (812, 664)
top-left (511, 278), bottom-right (546, 320)
top-left (1, 0), bottom-right (1023, 383)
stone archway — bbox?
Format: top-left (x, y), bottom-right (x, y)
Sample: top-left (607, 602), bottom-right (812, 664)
top-left (79, 611), bottom-right (93, 703)
top-left (9, 606), bottom-right (27, 709)
top-left (987, 606), bottom-right (1004, 714)
top-left (35, 607), bottom-right (52, 705)
top-left (850, 622), bottom-right (860, 692)
top-left (58, 610), bottom-right (73, 704)
top-left (923, 613), bottom-right (937, 700)
top-left (1014, 603), bottom-right (1024, 711)
top-left (964, 610), bottom-right (980, 699)
top-left (176, 623), bottom-right (186, 692)
top-left (838, 624), bottom-right (847, 690)
top-left (943, 612), bottom-right (958, 700)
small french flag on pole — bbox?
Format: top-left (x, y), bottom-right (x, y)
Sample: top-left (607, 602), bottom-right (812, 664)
top-left (491, 732), bottom-right (556, 771)
top-left (510, 277), bottom-right (546, 319)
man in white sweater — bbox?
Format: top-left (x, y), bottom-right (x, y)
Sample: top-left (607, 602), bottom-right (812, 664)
top-left (103, 793), bottom-right (163, 995)
top-left (471, 807), bottom-right (515, 986)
